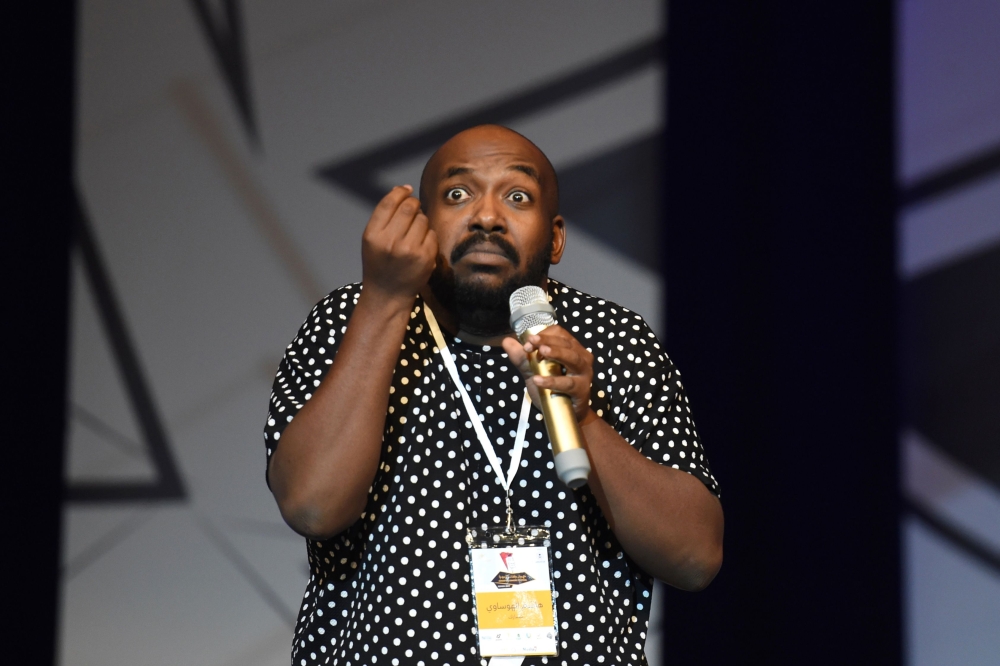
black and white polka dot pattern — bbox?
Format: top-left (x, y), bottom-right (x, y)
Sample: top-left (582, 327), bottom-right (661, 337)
top-left (264, 279), bottom-right (718, 666)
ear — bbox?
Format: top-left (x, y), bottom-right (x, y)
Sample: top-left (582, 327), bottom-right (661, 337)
top-left (549, 215), bottom-right (566, 265)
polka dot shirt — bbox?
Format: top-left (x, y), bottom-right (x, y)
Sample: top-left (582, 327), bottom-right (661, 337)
top-left (264, 279), bottom-right (718, 666)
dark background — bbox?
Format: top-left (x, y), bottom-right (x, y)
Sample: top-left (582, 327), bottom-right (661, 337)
top-left (4, 2), bottom-right (75, 664)
top-left (660, 2), bottom-right (899, 664)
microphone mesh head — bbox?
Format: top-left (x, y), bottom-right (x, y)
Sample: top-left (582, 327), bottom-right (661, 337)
top-left (509, 286), bottom-right (556, 335)
top-left (509, 285), bottom-right (547, 310)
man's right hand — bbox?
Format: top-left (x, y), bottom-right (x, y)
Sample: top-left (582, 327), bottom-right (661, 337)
top-left (272, 185), bottom-right (437, 540)
top-left (361, 185), bottom-right (438, 300)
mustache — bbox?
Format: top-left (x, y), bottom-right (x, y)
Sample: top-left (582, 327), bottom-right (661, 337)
top-left (450, 232), bottom-right (520, 266)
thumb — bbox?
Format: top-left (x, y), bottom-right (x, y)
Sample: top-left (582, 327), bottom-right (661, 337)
top-left (501, 336), bottom-right (527, 367)
top-left (502, 336), bottom-right (542, 408)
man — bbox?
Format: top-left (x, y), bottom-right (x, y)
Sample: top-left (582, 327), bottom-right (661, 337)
top-left (264, 125), bottom-right (723, 666)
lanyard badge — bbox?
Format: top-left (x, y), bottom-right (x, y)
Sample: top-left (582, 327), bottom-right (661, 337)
top-left (468, 527), bottom-right (559, 658)
top-left (423, 305), bottom-right (560, 659)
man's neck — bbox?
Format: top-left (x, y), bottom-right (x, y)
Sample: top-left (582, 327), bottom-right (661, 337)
top-left (455, 328), bottom-right (510, 347)
top-left (419, 285), bottom-right (512, 348)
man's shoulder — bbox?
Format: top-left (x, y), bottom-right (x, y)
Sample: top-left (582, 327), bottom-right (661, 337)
top-left (546, 278), bottom-right (652, 330)
top-left (286, 283), bottom-right (363, 346)
top-left (299, 283), bottom-right (364, 320)
top-left (318, 282), bottom-right (363, 308)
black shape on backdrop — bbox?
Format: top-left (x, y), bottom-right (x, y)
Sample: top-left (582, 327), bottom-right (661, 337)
top-left (67, 194), bottom-right (187, 503)
top-left (316, 37), bottom-right (661, 204)
top-left (558, 134), bottom-right (661, 271)
top-left (894, 81), bottom-right (1000, 579)
top-left (189, 0), bottom-right (259, 147)
top-left (315, 39), bottom-right (663, 271)
top-left (906, 499), bottom-right (1000, 575)
top-left (3, 2), bottom-right (75, 663)
top-left (661, 1), bottom-right (899, 664)
top-left (899, 141), bottom-right (1000, 208)
top-left (902, 245), bottom-right (1000, 491)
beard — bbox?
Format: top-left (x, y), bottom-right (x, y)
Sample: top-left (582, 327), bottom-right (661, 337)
top-left (428, 231), bottom-right (552, 338)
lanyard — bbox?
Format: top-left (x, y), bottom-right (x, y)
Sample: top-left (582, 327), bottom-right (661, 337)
top-left (423, 304), bottom-right (531, 531)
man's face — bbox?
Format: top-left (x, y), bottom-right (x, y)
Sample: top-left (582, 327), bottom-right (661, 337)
top-left (422, 127), bottom-right (565, 336)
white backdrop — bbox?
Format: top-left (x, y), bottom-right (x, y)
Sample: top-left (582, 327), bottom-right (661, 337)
top-left (62, 2), bottom-right (667, 664)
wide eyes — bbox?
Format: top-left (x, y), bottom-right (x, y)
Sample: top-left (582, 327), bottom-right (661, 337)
top-left (445, 187), bottom-right (470, 202)
top-left (443, 187), bottom-right (532, 204)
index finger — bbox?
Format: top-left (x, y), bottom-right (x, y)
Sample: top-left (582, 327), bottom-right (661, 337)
top-left (536, 341), bottom-right (590, 375)
top-left (527, 325), bottom-right (578, 348)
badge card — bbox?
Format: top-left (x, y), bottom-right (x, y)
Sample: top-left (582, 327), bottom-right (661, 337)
top-left (468, 529), bottom-right (559, 657)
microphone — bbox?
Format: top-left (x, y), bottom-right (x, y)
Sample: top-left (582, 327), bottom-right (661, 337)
top-left (509, 286), bottom-right (591, 489)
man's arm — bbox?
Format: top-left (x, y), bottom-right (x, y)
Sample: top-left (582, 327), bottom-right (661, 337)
top-left (269, 185), bottom-right (437, 540)
top-left (502, 328), bottom-right (723, 591)
top-left (578, 412), bottom-right (723, 591)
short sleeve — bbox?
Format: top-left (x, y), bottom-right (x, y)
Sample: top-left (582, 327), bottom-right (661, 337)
top-left (262, 283), bottom-right (361, 485)
top-left (598, 311), bottom-right (720, 498)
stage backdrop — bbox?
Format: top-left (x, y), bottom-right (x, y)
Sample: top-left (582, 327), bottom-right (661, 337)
top-left (897, 0), bottom-right (1000, 662)
top-left (61, 2), bottom-right (668, 664)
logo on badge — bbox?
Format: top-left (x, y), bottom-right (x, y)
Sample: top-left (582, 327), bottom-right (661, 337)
top-left (492, 551), bottom-right (535, 589)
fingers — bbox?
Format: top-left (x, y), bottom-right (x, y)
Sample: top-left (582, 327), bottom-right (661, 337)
top-left (361, 185), bottom-right (437, 298)
top-left (504, 329), bottom-right (591, 418)
top-left (370, 185), bottom-right (415, 231)
top-left (382, 194), bottom-right (423, 239)
top-left (531, 373), bottom-right (586, 394)
top-left (421, 227), bottom-right (439, 265)
top-left (522, 325), bottom-right (574, 352)
top-left (403, 214), bottom-right (439, 274)
top-left (524, 329), bottom-right (592, 375)
top-left (402, 211), bottom-right (430, 245)
top-left (369, 185), bottom-right (432, 262)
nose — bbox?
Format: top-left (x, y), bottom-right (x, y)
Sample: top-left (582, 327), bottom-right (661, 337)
top-left (469, 193), bottom-right (507, 234)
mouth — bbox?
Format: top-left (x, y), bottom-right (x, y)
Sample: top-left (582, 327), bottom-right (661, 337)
top-left (456, 242), bottom-right (515, 268)
top-left (449, 233), bottom-right (521, 270)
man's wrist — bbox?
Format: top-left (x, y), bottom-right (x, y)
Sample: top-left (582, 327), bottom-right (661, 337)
top-left (357, 282), bottom-right (418, 319)
top-left (579, 408), bottom-right (601, 428)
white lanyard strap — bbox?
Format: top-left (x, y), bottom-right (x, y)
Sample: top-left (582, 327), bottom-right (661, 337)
top-left (423, 304), bottom-right (531, 496)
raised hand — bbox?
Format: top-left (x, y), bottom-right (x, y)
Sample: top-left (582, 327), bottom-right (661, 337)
top-left (361, 185), bottom-right (438, 301)
top-left (502, 326), bottom-right (596, 424)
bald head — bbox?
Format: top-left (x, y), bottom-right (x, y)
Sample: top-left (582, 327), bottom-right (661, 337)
top-left (419, 125), bottom-right (560, 219)
top-left (417, 124), bottom-right (568, 336)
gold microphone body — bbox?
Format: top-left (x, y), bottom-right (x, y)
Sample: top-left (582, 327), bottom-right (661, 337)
top-left (510, 288), bottom-right (591, 488)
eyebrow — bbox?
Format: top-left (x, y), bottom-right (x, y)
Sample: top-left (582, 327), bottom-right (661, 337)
top-left (509, 164), bottom-right (540, 182)
top-left (444, 166), bottom-right (472, 178)
top-left (442, 164), bottom-right (541, 182)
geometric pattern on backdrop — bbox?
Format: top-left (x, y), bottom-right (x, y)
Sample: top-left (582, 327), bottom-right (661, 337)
top-left (187, 0), bottom-right (258, 147)
top-left (65, 192), bottom-right (186, 503)
top-left (316, 37), bottom-right (663, 271)
top-left (899, 131), bottom-right (1000, 576)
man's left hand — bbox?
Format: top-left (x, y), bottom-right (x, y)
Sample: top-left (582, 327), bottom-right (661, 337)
top-left (502, 326), bottom-right (596, 424)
